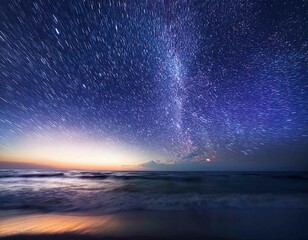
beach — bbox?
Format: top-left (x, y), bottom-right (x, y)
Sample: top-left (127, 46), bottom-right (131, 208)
top-left (1, 208), bottom-right (308, 240)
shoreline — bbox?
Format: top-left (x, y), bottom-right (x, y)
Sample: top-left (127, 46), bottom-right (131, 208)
top-left (1, 208), bottom-right (307, 240)
top-left (0, 234), bottom-right (214, 240)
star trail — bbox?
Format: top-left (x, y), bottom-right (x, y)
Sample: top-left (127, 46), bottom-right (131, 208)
top-left (0, 0), bottom-right (307, 170)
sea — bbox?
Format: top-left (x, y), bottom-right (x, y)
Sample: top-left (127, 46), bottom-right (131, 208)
top-left (1, 170), bottom-right (308, 214)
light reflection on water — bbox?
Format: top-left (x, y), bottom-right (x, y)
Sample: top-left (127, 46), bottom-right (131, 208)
top-left (1, 209), bottom-right (308, 239)
top-left (0, 213), bottom-right (118, 237)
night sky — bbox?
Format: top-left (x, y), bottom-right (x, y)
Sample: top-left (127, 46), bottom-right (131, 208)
top-left (1, 0), bottom-right (307, 171)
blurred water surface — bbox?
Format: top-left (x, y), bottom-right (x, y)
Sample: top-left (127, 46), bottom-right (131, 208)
top-left (1, 170), bottom-right (308, 213)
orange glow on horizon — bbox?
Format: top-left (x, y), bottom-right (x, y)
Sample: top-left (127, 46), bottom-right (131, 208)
top-left (0, 157), bottom-right (139, 171)
top-left (0, 131), bottom-right (161, 170)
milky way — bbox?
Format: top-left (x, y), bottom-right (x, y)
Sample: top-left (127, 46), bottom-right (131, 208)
top-left (1, 0), bottom-right (307, 169)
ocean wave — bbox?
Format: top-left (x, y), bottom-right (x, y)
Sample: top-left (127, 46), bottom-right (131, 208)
top-left (79, 175), bottom-right (109, 179)
top-left (1, 170), bottom-right (307, 182)
top-left (111, 174), bottom-right (203, 182)
top-left (0, 171), bottom-right (199, 181)
top-left (0, 172), bottom-right (65, 178)
top-left (1, 170), bottom-right (308, 214)
top-left (1, 192), bottom-right (308, 214)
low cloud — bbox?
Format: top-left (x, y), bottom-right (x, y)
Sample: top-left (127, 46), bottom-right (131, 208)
top-left (140, 160), bottom-right (168, 169)
top-left (140, 158), bottom-right (210, 171)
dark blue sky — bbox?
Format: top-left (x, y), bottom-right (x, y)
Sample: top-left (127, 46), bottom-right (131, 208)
top-left (1, 0), bottom-right (307, 170)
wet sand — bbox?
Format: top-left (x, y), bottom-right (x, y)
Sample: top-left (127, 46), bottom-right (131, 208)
top-left (0, 234), bottom-right (216, 240)
top-left (1, 208), bottom-right (308, 240)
